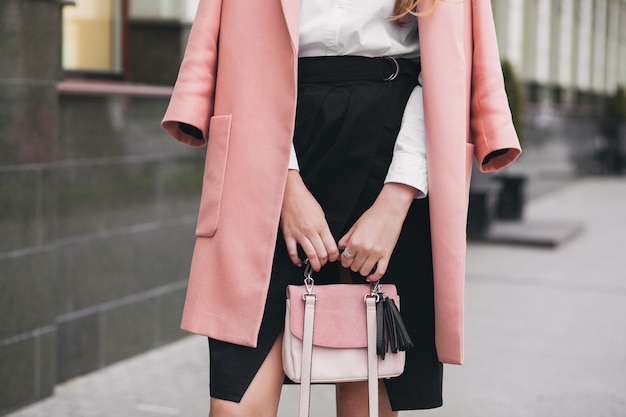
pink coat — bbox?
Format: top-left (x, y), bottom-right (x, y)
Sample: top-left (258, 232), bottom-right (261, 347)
top-left (162, 0), bottom-right (521, 365)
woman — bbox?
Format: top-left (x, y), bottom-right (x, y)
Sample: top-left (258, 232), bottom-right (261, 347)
top-left (162, 0), bottom-right (521, 415)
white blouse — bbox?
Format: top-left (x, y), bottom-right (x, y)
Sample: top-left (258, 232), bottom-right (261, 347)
top-left (290, 0), bottom-right (428, 198)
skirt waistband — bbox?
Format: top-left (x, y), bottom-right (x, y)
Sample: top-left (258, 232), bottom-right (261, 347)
top-left (298, 56), bottom-right (421, 84)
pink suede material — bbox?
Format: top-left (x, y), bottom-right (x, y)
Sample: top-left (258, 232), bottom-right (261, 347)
top-left (286, 284), bottom-right (399, 348)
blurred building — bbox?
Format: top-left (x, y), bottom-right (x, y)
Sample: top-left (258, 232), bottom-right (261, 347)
top-left (493, 0), bottom-right (626, 100)
top-left (492, 0), bottom-right (626, 177)
top-left (0, 0), bottom-right (201, 414)
top-left (1, 0), bottom-right (625, 414)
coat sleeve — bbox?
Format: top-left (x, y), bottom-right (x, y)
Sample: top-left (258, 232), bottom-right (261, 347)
top-left (161, 0), bottom-right (223, 147)
top-left (469, 0), bottom-right (522, 172)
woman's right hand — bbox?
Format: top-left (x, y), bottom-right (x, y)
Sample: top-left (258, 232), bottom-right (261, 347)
top-left (280, 170), bottom-right (339, 271)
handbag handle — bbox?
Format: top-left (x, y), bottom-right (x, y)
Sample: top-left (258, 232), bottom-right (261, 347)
top-left (302, 258), bottom-right (381, 295)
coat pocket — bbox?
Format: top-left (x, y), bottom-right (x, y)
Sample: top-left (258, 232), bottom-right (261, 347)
top-left (195, 115), bottom-right (232, 237)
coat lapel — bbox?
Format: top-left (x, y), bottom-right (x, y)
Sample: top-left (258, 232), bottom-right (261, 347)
top-left (280, 0), bottom-right (300, 53)
top-left (417, 0), bottom-right (469, 365)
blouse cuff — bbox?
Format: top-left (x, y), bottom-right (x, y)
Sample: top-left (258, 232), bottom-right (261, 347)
top-left (288, 143), bottom-right (300, 171)
top-left (384, 152), bottom-right (428, 199)
top-left (383, 84), bottom-right (428, 199)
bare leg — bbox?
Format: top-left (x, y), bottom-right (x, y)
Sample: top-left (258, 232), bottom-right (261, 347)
top-left (336, 380), bottom-right (398, 417)
top-left (209, 334), bottom-right (285, 417)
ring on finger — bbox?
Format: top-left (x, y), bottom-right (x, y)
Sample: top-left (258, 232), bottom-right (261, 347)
top-left (342, 250), bottom-right (356, 260)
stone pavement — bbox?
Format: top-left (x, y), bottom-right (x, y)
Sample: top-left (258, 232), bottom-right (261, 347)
top-left (6, 177), bottom-right (626, 417)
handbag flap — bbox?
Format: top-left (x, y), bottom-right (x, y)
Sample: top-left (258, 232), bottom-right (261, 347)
top-left (286, 284), bottom-right (400, 349)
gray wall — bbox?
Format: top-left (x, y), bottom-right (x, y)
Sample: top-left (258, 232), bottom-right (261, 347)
top-left (0, 1), bottom-right (203, 414)
top-left (128, 19), bottom-right (186, 86)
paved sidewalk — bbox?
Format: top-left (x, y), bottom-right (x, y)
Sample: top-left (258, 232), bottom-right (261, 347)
top-left (7, 178), bottom-right (626, 417)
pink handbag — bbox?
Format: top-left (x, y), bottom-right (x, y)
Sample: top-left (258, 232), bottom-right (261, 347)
top-left (282, 263), bottom-right (411, 417)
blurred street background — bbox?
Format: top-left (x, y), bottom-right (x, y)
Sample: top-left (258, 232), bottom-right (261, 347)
top-left (1, 0), bottom-right (626, 416)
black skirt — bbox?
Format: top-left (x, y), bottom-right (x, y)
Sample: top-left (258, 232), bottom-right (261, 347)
top-left (208, 56), bottom-right (443, 411)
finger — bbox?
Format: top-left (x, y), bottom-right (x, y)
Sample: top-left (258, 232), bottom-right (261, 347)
top-left (309, 235), bottom-right (329, 267)
top-left (359, 257), bottom-right (378, 278)
top-left (320, 230), bottom-right (340, 262)
top-left (299, 238), bottom-right (322, 272)
top-left (284, 236), bottom-right (302, 267)
top-left (340, 247), bottom-right (357, 268)
top-left (337, 227), bottom-right (354, 250)
top-left (366, 258), bottom-right (388, 282)
top-left (349, 255), bottom-right (366, 273)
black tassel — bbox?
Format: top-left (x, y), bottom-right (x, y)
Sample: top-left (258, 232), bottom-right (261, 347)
top-left (376, 298), bottom-right (385, 358)
top-left (377, 295), bottom-right (414, 358)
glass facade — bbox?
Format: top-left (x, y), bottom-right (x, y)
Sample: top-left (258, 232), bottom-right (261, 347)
top-left (62, 0), bottom-right (126, 74)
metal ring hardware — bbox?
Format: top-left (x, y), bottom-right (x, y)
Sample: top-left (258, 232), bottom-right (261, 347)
top-left (383, 56), bottom-right (400, 81)
top-left (302, 259), bottom-right (317, 299)
top-left (364, 293), bottom-right (380, 302)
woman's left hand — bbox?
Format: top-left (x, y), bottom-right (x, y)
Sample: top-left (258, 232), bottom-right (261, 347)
top-left (338, 183), bottom-right (417, 282)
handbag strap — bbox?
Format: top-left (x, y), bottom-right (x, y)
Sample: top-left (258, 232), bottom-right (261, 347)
top-left (298, 291), bottom-right (379, 417)
top-left (365, 294), bottom-right (379, 417)
top-left (299, 294), bottom-right (316, 417)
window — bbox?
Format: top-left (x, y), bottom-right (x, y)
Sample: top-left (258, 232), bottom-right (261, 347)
top-left (62, 0), bottom-right (128, 77)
